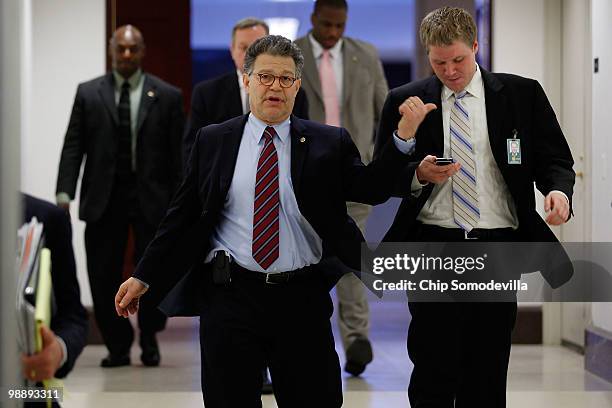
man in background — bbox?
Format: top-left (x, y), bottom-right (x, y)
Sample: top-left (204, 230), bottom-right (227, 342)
top-left (56, 25), bottom-right (184, 368)
top-left (183, 17), bottom-right (309, 164)
top-left (295, 0), bottom-right (389, 376)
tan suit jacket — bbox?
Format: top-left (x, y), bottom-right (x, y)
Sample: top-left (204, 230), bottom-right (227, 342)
top-left (295, 34), bottom-right (389, 227)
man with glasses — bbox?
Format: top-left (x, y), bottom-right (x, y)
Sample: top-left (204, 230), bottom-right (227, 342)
top-left (183, 17), bottom-right (309, 167)
top-left (184, 17), bottom-right (309, 393)
top-left (115, 35), bottom-right (415, 407)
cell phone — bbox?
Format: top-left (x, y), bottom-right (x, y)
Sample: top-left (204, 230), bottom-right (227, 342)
top-left (435, 157), bottom-right (454, 166)
top-left (212, 251), bottom-right (232, 285)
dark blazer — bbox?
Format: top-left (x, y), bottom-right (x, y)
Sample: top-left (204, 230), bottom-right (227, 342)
top-left (183, 71), bottom-right (309, 164)
top-left (56, 72), bottom-right (185, 225)
top-left (23, 194), bottom-right (88, 378)
top-left (375, 70), bottom-right (575, 286)
top-left (134, 114), bottom-right (410, 316)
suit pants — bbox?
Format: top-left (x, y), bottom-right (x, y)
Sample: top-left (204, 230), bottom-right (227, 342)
top-left (84, 180), bottom-right (167, 356)
top-left (407, 225), bottom-right (518, 408)
top-left (198, 265), bottom-right (343, 408)
top-left (336, 202), bottom-right (371, 350)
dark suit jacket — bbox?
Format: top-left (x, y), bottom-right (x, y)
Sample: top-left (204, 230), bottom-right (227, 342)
top-left (56, 72), bottom-right (185, 225)
top-left (23, 194), bottom-right (88, 378)
top-left (133, 114), bottom-right (410, 316)
top-left (375, 70), bottom-right (575, 287)
top-left (183, 71), bottom-right (309, 165)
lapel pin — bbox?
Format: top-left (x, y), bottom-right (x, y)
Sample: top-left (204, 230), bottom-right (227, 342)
top-left (147, 90), bottom-right (155, 98)
top-left (300, 137), bottom-right (306, 143)
top-left (352, 56), bottom-right (357, 62)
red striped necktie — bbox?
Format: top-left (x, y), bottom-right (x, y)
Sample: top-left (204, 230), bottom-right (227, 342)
top-left (252, 126), bottom-right (280, 269)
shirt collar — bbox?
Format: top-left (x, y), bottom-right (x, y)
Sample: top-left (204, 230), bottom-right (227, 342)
top-left (113, 69), bottom-right (143, 91)
top-left (308, 32), bottom-right (343, 61)
top-left (442, 64), bottom-right (483, 101)
top-left (237, 69), bottom-right (245, 91)
top-left (247, 113), bottom-right (291, 145)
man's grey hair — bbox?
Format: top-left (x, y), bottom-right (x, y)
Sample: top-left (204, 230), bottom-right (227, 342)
top-left (232, 17), bottom-right (269, 43)
top-left (419, 6), bottom-right (477, 53)
top-left (243, 35), bottom-right (304, 78)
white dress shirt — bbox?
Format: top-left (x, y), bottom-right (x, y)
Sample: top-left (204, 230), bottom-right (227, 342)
top-left (416, 65), bottom-right (519, 229)
top-left (237, 70), bottom-right (249, 114)
top-left (204, 114), bottom-right (323, 273)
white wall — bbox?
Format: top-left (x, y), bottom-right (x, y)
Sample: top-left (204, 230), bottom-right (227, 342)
top-left (492, 0), bottom-right (564, 343)
top-left (2, 0), bottom-right (26, 399)
top-left (21, 0), bottom-right (106, 306)
top-left (590, 0), bottom-right (612, 333)
top-left (492, 0), bottom-right (561, 111)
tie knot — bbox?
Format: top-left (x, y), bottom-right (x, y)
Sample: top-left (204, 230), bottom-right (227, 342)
top-left (122, 82), bottom-right (130, 91)
top-left (455, 90), bottom-right (468, 100)
top-left (263, 126), bottom-right (276, 142)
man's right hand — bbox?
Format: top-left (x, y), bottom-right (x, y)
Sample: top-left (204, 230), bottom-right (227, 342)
top-left (416, 155), bottom-right (461, 184)
top-left (115, 278), bottom-right (148, 318)
top-left (397, 96), bottom-right (437, 140)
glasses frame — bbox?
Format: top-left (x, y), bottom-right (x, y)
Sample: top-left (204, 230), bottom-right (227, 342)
top-left (252, 72), bottom-right (297, 88)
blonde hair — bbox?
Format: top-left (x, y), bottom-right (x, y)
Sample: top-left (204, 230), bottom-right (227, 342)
top-left (419, 7), bottom-right (476, 53)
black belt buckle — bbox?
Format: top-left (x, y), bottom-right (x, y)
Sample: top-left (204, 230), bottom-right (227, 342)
top-left (465, 229), bottom-right (479, 240)
top-left (265, 272), bottom-right (289, 285)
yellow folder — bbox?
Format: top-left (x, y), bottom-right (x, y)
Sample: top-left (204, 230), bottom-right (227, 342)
top-left (34, 249), bottom-right (63, 408)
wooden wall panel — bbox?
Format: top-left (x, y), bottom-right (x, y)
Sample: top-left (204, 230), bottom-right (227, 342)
top-left (106, 0), bottom-right (192, 110)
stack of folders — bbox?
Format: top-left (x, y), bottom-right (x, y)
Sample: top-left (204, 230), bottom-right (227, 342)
top-left (16, 217), bottom-right (59, 406)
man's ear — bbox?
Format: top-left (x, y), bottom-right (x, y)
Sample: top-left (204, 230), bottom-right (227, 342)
top-left (242, 72), bottom-right (250, 92)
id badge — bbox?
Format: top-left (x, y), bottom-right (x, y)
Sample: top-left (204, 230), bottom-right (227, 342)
top-left (507, 132), bottom-right (521, 164)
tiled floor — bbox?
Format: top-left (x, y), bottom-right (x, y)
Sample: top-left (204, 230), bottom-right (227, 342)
top-left (61, 297), bottom-right (612, 407)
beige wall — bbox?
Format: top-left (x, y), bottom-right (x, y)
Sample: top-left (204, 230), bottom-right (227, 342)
top-left (21, 0), bottom-right (106, 306)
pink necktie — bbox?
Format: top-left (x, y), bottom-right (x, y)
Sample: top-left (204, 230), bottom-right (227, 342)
top-left (319, 50), bottom-right (340, 126)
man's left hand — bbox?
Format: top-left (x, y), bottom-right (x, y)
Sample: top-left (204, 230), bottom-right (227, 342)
top-left (21, 325), bottom-right (63, 382)
top-left (544, 192), bottom-right (570, 225)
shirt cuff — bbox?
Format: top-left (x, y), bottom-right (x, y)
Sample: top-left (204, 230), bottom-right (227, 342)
top-left (411, 172), bottom-right (429, 197)
top-left (133, 277), bottom-right (150, 289)
top-left (393, 130), bottom-right (416, 155)
top-left (549, 190), bottom-right (569, 204)
top-left (56, 193), bottom-right (71, 205)
top-left (56, 335), bottom-right (68, 370)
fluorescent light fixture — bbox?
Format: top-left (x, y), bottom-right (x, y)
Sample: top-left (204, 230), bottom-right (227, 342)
top-left (265, 17), bottom-right (300, 40)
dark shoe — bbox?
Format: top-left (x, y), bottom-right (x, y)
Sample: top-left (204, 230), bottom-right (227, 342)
top-left (100, 354), bottom-right (130, 368)
top-left (344, 337), bottom-right (373, 376)
top-left (261, 368), bottom-right (273, 395)
top-left (140, 333), bottom-right (160, 367)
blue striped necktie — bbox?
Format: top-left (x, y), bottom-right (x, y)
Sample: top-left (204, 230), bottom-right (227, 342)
top-left (450, 91), bottom-right (480, 231)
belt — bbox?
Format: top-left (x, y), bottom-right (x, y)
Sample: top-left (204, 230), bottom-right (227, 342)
top-left (419, 224), bottom-right (517, 241)
top-left (230, 263), bottom-right (313, 285)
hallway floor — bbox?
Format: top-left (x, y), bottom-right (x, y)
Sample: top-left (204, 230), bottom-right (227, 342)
top-left (61, 298), bottom-right (612, 407)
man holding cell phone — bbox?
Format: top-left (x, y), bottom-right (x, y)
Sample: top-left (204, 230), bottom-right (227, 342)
top-left (374, 6), bottom-right (575, 407)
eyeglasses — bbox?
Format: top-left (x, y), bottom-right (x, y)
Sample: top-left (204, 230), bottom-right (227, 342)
top-left (252, 72), bottom-right (297, 88)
